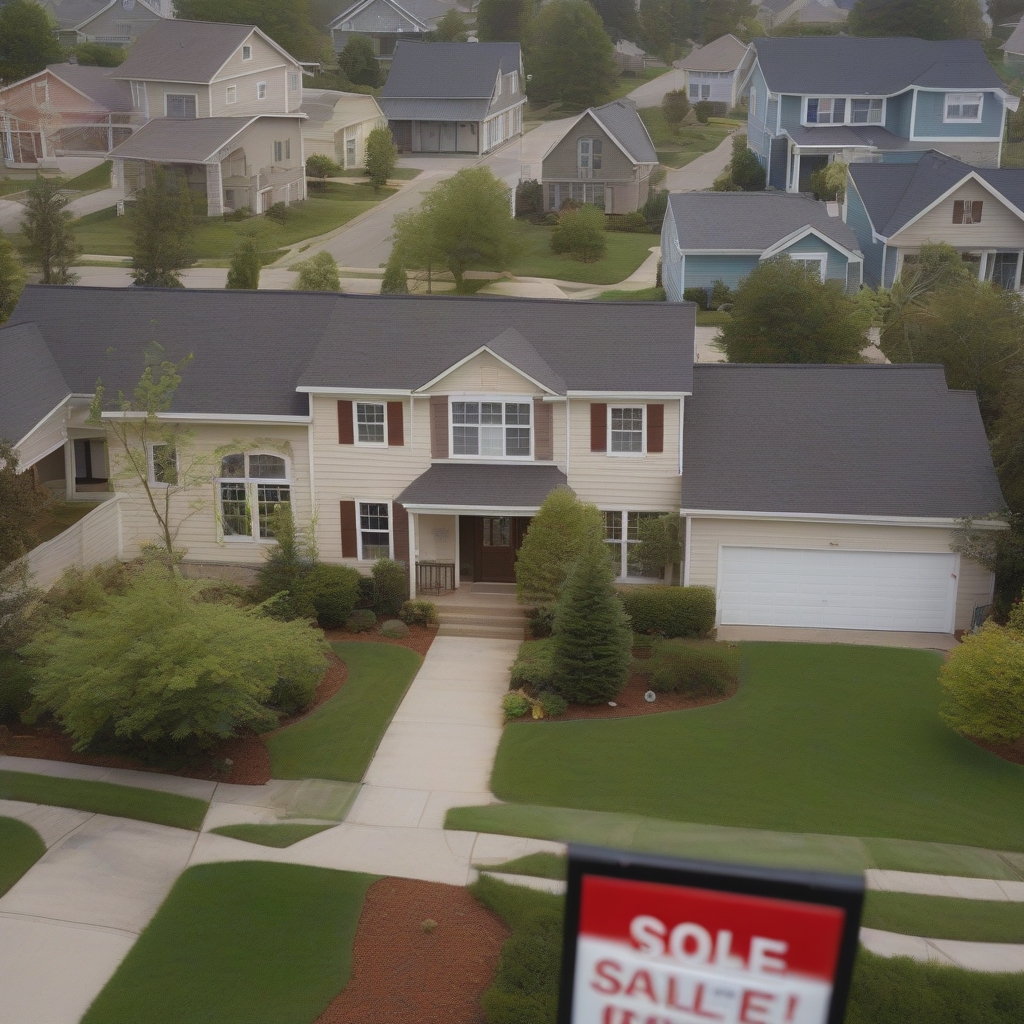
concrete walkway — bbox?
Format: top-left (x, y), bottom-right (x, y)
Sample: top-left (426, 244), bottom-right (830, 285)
top-left (861, 928), bottom-right (1024, 973)
top-left (663, 130), bottom-right (736, 192)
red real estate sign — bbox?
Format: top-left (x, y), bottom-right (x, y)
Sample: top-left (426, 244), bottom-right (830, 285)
top-left (559, 848), bottom-right (863, 1024)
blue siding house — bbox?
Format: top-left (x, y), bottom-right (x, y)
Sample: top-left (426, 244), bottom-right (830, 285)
top-left (737, 36), bottom-right (1016, 193)
top-left (661, 192), bottom-right (863, 302)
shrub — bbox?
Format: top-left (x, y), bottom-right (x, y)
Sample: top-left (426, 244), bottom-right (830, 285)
top-left (662, 89), bottom-right (691, 126)
top-left (645, 639), bottom-right (739, 696)
top-left (380, 246), bottom-right (408, 293)
top-left (620, 585), bottom-right (716, 638)
top-left (550, 204), bottom-right (607, 262)
top-left (0, 652), bottom-right (33, 722)
top-left (295, 251), bottom-right (341, 292)
top-left (345, 608), bottom-right (377, 632)
top-left (252, 504), bottom-right (314, 619)
top-left (731, 145), bottom-right (766, 191)
top-left (694, 100), bottom-right (714, 123)
top-left (264, 202), bottom-right (288, 224)
top-left (1010, 600), bottom-right (1024, 632)
top-left (365, 126), bottom-right (397, 190)
top-left (525, 604), bottom-right (555, 639)
top-left (379, 618), bottom-right (410, 639)
top-left (339, 35), bottom-right (380, 87)
top-left (642, 188), bottom-right (668, 229)
top-left (632, 514), bottom-right (680, 578)
top-left (709, 279), bottom-right (733, 310)
top-left (711, 169), bottom-right (742, 192)
top-left (537, 691), bottom-right (567, 717)
top-left (372, 558), bottom-right (408, 617)
top-left (226, 232), bottom-right (262, 289)
top-left (267, 669), bottom-right (319, 716)
top-left (356, 575), bottom-right (375, 608)
top-left (399, 600), bottom-right (437, 625)
top-left (808, 160), bottom-right (847, 203)
top-left (510, 638), bottom-right (556, 691)
top-left (683, 285), bottom-right (709, 309)
top-left (305, 154), bottom-right (339, 182)
top-left (515, 179), bottom-right (544, 218)
top-left (502, 690), bottom-right (532, 720)
top-left (940, 622), bottom-right (1024, 743)
top-left (607, 211), bottom-right (648, 233)
top-left (300, 563), bottom-right (361, 628)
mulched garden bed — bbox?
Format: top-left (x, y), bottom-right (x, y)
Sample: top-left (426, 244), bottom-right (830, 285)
top-left (971, 736), bottom-right (1024, 767)
top-left (316, 877), bottom-right (509, 1024)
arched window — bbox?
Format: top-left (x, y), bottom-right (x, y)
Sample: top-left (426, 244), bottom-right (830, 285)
top-left (218, 452), bottom-right (290, 541)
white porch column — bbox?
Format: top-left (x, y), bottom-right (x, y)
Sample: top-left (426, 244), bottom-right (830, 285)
top-left (790, 152), bottom-right (800, 193)
top-left (408, 511), bottom-right (417, 599)
top-left (205, 162), bottom-right (224, 217)
top-left (454, 514), bottom-right (461, 589)
top-left (63, 438), bottom-right (75, 500)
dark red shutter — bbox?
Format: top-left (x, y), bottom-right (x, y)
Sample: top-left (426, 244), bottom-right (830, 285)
top-left (971, 201), bottom-right (983, 223)
top-left (392, 502), bottom-right (409, 565)
top-left (340, 500), bottom-right (358, 557)
top-left (430, 395), bottom-right (449, 458)
top-left (647, 404), bottom-right (664, 454)
top-left (337, 400), bottom-right (354, 444)
top-left (387, 401), bottom-right (404, 446)
top-left (534, 399), bottom-right (553, 460)
top-left (590, 403), bottom-right (607, 452)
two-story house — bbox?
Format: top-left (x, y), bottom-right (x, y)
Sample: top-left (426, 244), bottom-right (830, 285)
top-left (106, 19), bottom-right (307, 215)
top-left (2, 287), bottom-right (1005, 637)
top-left (739, 36), bottom-right (1016, 192)
top-left (380, 41), bottom-right (525, 155)
top-left (44, 0), bottom-right (169, 48)
top-left (678, 34), bottom-right (749, 115)
top-left (329, 0), bottom-right (458, 62)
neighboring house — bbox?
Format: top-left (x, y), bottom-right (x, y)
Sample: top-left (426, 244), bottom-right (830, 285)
top-left (679, 34), bottom-right (750, 115)
top-left (2, 286), bottom-right (1004, 636)
top-left (0, 63), bottom-right (136, 168)
top-left (1001, 18), bottom-right (1024, 74)
top-left (846, 149), bottom-right (1024, 289)
top-left (380, 41), bottom-right (525, 155)
top-left (661, 191), bottom-right (863, 301)
top-left (739, 36), bottom-right (1016, 192)
top-left (540, 100), bottom-right (658, 214)
top-left (756, 0), bottom-right (845, 28)
top-left (329, 0), bottom-right (457, 60)
top-left (794, 1), bottom-right (848, 24)
top-left (106, 19), bottom-right (307, 215)
top-left (63, 0), bottom-right (166, 48)
top-left (300, 89), bottom-right (387, 169)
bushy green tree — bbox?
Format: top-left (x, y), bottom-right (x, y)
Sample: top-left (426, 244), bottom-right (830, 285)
top-left (226, 232), bottom-right (263, 289)
top-left (252, 502), bottom-right (315, 617)
top-left (716, 135), bottom-right (766, 191)
top-left (0, 235), bottom-right (26, 325)
top-left (174, 0), bottom-right (331, 61)
top-left (305, 153), bottom-right (339, 185)
top-left (21, 177), bottom-right (80, 285)
top-left (848, 0), bottom-right (985, 39)
top-left (365, 125), bottom-right (397, 190)
top-left (993, 375), bottom-right (1024, 515)
top-left (698, 0), bottom-right (757, 42)
top-left (529, 0), bottom-right (616, 108)
top-left (0, 439), bottom-right (48, 568)
top-left (550, 204), bottom-right (607, 262)
top-left (338, 35), bottom-right (380, 87)
top-left (515, 488), bottom-right (604, 602)
top-left (22, 566), bottom-right (330, 751)
top-left (633, 513), bottom-right (681, 578)
top-left (73, 41), bottom-right (125, 66)
top-left (808, 160), bottom-right (847, 203)
top-left (662, 89), bottom-right (691, 126)
top-left (639, 0), bottom-right (692, 62)
top-left (720, 256), bottom-right (869, 363)
top-left (0, 0), bottom-right (63, 82)
top-left (372, 557), bottom-right (408, 616)
top-left (295, 250), bottom-right (341, 291)
top-left (130, 166), bottom-right (196, 288)
top-left (477, 0), bottom-right (534, 41)
top-left (426, 7), bottom-right (468, 40)
top-left (380, 245), bottom-right (408, 293)
top-left (550, 541), bottom-right (632, 703)
top-left (589, 0), bottom-right (639, 41)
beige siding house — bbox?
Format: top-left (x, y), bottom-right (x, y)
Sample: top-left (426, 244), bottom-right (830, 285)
top-left (301, 89), bottom-right (386, 169)
top-left (679, 33), bottom-right (749, 114)
top-left (48, 0), bottom-right (166, 47)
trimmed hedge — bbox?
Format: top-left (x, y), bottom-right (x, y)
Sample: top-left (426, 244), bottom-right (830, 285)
top-left (619, 585), bottom-right (716, 638)
top-left (510, 638), bottom-right (555, 691)
top-left (645, 640), bottom-right (738, 697)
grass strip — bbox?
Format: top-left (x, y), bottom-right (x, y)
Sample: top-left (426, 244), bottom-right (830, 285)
top-left (480, 852), bottom-right (567, 880)
top-left (0, 817), bottom-right (46, 896)
top-left (266, 642), bottom-right (421, 782)
top-left (83, 862), bottom-right (377, 1024)
top-left (210, 822), bottom-right (334, 848)
top-left (862, 891), bottom-right (1024, 943)
top-left (64, 161), bottom-right (112, 191)
top-left (0, 770), bottom-right (208, 831)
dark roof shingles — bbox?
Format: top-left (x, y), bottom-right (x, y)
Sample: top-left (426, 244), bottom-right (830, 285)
top-left (397, 463), bottom-right (569, 508)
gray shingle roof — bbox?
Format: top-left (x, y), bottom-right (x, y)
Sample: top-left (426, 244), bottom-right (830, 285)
top-left (751, 37), bottom-right (1004, 96)
top-left (591, 100), bottom-right (658, 165)
top-left (0, 323), bottom-right (70, 446)
top-left (329, 0), bottom-right (454, 31)
top-left (299, 88), bottom-right (382, 131)
top-left (41, 0), bottom-right (108, 30)
top-left (1002, 19), bottom-right (1024, 56)
top-left (785, 125), bottom-right (912, 151)
top-left (849, 150), bottom-right (1024, 238)
top-left (397, 464), bottom-right (569, 508)
top-left (681, 364), bottom-right (1005, 517)
top-left (111, 20), bottom-right (259, 84)
top-left (666, 192), bottom-right (861, 254)
top-left (108, 116), bottom-right (298, 162)
top-left (379, 98), bottom-right (490, 121)
top-left (380, 41), bottom-right (521, 100)
top-left (679, 34), bottom-right (748, 73)
top-left (46, 63), bottom-right (132, 111)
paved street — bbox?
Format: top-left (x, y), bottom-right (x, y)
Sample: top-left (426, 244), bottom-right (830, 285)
top-left (626, 68), bottom-right (687, 108)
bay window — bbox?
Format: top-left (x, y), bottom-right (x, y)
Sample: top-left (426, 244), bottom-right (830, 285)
top-left (610, 406), bottom-right (644, 453)
top-left (218, 452), bottom-right (290, 541)
top-left (451, 399), bottom-right (531, 458)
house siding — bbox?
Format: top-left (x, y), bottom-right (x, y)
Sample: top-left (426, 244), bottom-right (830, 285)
top-left (884, 90), bottom-right (913, 137)
top-left (912, 90), bottom-right (1003, 139)
top-left (845, 180), bottom-right (884, 287)
top-left (882, 245), bottom-right (899, 287)
top-left (683, 254), bottom-right (760, 290)
top-left (685, 517), bottom-right (993, 633)
top-left (542, 112), bottom-right (638, 182)
top-left (779, 94), bottom-right (802, 133)
top-left (419, 351), bottom-right (542, 396)
top-left (780, 233), bottom-right (850, 282)
top-left (746, 63), bottom-right (771, 160)
top-left (133, 81), bottom-right (212, 118)
top-left (78, 4), bottom-right (163, 45)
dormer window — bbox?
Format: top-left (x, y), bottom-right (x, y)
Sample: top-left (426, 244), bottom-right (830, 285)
top-left (450, 399), bottom-right (532, 459)
top-left (242, 44), bottom-right (252, 60)
top-left (806, 98), bottom-right (845, 124)
top-left (850, 98), bottom-right (882, 124)
top-left (945, 93), bottom-right (982, 122)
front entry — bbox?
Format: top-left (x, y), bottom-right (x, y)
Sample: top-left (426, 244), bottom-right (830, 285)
top-left (459, 515), bottom-right (531, 583)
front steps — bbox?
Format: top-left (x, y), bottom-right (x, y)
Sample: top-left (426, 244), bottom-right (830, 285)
top-left (431, 583), bottom-right (528, 640)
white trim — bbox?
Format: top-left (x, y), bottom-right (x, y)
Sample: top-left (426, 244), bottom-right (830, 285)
top-left (100, 411), bottom-right (312, 424)
top-left (683, 515), bottom-right (691, 587)
top-left (256, 81), bottom-right (267, 101)
top-left (786, 251), bottom-right (827, 280)
top-left (13, 393), bottom-right (87, 452)
top-left (448, 395), bottom-right (534, 461)
top-left (566, 391), bottom-right (691, 398)
top-left (680, 508), bottom-right (1008, 529)
top-left (886, 171), bottom-right (1024, 240)
top-left (414, 345), bottom-right (558, 396)
top-left (146, 441), bottom-right (178, 487)
top-left (296, 386), bottom-right (412, 396)
top-left (225, 84), bottom-right (237, 105)
top-left (910, 135), bottom-right (1001, 142)
top-left (353, 399), bottom-right (388, 446)
top-left (355, 498), bottom-right (394, 561)
top-left (760, 225), bottom-right (862, 265)
top-left (678, 397), bottom-right (684, 476)
top-left (402, 503), bottom-right (542, 515)
top-left (942, 92), bottom-right (984, 124)
top-left (910, 86), bottom-right (919, 137)
top-left (208, 27), bottom-right (304, 83)
top-left (607, 403), bottom-right (646, 457)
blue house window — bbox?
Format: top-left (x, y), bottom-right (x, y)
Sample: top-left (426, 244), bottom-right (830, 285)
top-left (945, 93), bottom-right (982, 123)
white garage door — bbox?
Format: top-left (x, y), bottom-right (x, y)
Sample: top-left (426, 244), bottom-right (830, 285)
top-left (719, 547), bottom-right (958, 633)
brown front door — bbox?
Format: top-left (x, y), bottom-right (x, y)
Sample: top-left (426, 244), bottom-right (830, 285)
top-left (473, 516), bottom-right (530, 582)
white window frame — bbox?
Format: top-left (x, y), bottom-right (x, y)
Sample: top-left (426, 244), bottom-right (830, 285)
top-left (274, 140), bottom-right (283, 162)
top-left (608, 404), bottom-right (646, 457)
top-left (356, 499), bottom-right (393, 561)
top-left (288, 71), bottom-right (299, 91)
top-left (164, 92), bottom-right (198, 118)
top-left (216, 451), bottom-right (291, 544)
top-left (602, 509), bottom-right (667, 581)
top-left (354, 401), bottom-right (387, 445)
top-left (849, 97), bottom-right (883, 125)
top-left (130, 81), bottom-right (147, 110)
top-left (804, 96), bottom-right (884, 127)
top-left (750, 88), bottom-right (757, 119)
top-left (146, 442), bottom-right (178, 487)
top-left (257, 81), bottom-right (267, 100)
top-left (790, 253), bottom-right (827, 281)
top-left (448, 396), bottom-right (533, 461)
top-left (225, 84), bottom-right (237, 104)
top-left (242, 44), bottom-right (252, 60)
top-left (944, 92), bottom-right (983, 124)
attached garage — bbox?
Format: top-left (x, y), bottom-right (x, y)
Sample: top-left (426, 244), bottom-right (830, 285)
top-left (718, 546), bottom-right (958, 633)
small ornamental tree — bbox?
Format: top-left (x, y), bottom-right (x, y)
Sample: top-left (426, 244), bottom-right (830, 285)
top-left (295, 251), bottom-right (341, 291)
top-left (380, 245), bottom-right (409, 293)
top-left (515, 488), bottom-right (604, 602)
top-left (550, 540), bottom-right (632, 704)
top-left (365, 126), bottom-right (397, 190)
top-left (662, 89), bottom-right (690, 126)
top-left (21, 176), bottom-right (81, 285)
top-left (427, 7), bottom-right (468, 40)
top-left (226, 232), bottom-right (263, 289)
top-left (551, 204), bottom-right (607, 262)
top-left (339, 35), bottom-right (380, 87)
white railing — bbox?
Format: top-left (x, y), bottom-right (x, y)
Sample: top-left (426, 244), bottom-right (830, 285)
top-left (22, 495), bottom-right (123, 591)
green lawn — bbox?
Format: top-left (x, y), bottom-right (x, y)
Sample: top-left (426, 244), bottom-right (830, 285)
top-left (638, 108), bottom-right (732, 168)
top-left (210, 823), bottom-right (335, 848)
top-left (0, 771), bottom-right (208, 831)
top-left (83, 862), bottom-right (377, 1024)
top-left (696, 310), bottom-right (732, 326)
top-left (487, 644), bottom-right (1024, 851)
top-left (65, 161), bottom-right (112, 191)
top-left (332, 167), bottom-right (421, 180)
top-left (596, 286), bottom-right (665, 301)
top-left (73, 181), bottom-right (395, 259)
top-left (265, 642), bottom-right (421, 781)
top-left (481, 852), bottom-right (567, 880)
top-left (0, 817), bottom-right (46, 896)
top-left (863, 891), bottom-right (1024, 943)
top-left (525, 69), bottom-right (670, 122)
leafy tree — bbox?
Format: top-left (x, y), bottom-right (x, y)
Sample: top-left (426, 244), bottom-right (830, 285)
top-left (174, 0), bottom-right (331, 61)
top-left (589, 0), bottom-right (639, 41)
top-left (848, 0), bottom-right (985, 40)
top-left (0, 439), bottom-right (48, 568)
top-left (0, 235), bottom-right (26, 325)
top-left (477, 0), bottom-right (534, 41)
top-left (662, 89), bottom-right (691, 126)
top-left (73, 41), bottom-right (125, 66)
top-left (365, 125), bottom-right (397, 190)
top-left (22, 565), bottom-right (330, 751)
top-left (21, 177), bottom-right (80, 285)
top-left (550, 539), bottom-right (632, 704)
top-left (808, 160), bottom-right (847, 203)
top-left (338, 35), bottom-right (380, 87)
top-left (551, 204), bottom-right (607, 262)
top-left (0, 560), bottom-right (37, 656)
top-left (226, 232), bottom-right (263, 289)
top-left (993, 374), bottom-right (1024, 515)
top-left (515, 178), bottom-right (544, 217)
top-left (426, 7), bottom-right (468, 40)
top-left (380, 245), bottom-right (409, 293)
top-left (130, 166), bottom-right (196, 288)
top-left (0, 0), bottom-right (63, 83)
top-left (638, 0), bottom-right (693, 62)
top-left (720, 256), bottom-right (869, 363)
top-left (718, 134), bottom-right (765, 191)
top-left (295, 251), bottom-right (340, 291)
top-left (529, 0), bottom-right (616, 108)
top-left (515, 488), bottom-right (604, 602)
top-left (305, 152), bottom-right (339, 185)
top-left (693, 99), bottom-right (714, 123)
top-left (633, 513), bottom-right (682, 578)
top-left (252, 502), bottom-right (316, 618)
top-left (697, 0), bottom-right (757, 42)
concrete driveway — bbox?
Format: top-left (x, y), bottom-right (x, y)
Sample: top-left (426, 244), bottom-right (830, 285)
top-left (627, 68), bottom-right (687, 108)
top-left (663, 130), bottom-right (736, 191)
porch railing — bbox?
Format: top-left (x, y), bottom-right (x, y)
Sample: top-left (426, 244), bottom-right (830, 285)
top-left (416, 560), bottom-right (456, 595)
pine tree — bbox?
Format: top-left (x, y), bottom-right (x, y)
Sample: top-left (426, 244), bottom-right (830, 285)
top-left (130, 166), bottom-right (196, 288)
top-left (381, 246), bottom-right (409, 293)
top-left (226, 233), bottom-right (262, 289)
top-left (21, 177), bottom-right (81, 285)
top-left (0, 0), bottom-right (64, 82)
top-left (551, 540), bottom-right (632, 704)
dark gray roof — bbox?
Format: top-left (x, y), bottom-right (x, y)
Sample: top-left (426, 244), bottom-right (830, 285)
top-left (681, 364), bottom-right (1005, 517)
top-left (785, 125), bottom-right (912, 151)
top-left (849, 150), bottom-right (1024, 238)
top-left (751, 37), bottom-right (1004, 95)
top-left (759, 0), bottom-right (796, 13)
top-left (112, 20), bottom-right (261, 83)
top-left (41, 0), bottom-right (108, 30)
top-left (330, 0), bottom-right (454, 30)
top-left (397, 464), bottom-right (569, 509)
top-left (1002, 19), bottom-right (1024, 56)
top-left (666, 192), bottom-right (861, 254)
top-left (679, 34), bottom-right (747, 73)
top-left (108, 116), bottom-right (299, 162)
top-left (380, 41), bottom-right (521, 99)
top-left (47, 63), bottom-right (132, 112)
top-left (2, 288), bottom-right (694, 445)
top-left (591, 100), bottom-right (658, 165)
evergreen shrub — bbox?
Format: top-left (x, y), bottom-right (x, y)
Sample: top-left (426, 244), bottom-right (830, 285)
top-left (300, 563), bottom-right (361, 628)
top-left (372, 558), bottom-right (408, 616)
top-left (645, 640), bottom-right (739, 696)
top-left (345, 609), bottom-right (377, 632)
top-left (399, 600), bottom-right (437, 625)
top-left (620, 585), bottom-right (716, 638)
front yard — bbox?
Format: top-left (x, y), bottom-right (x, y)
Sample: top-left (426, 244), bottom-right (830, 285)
top-left (637, 108), bottom-right (733, 168)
